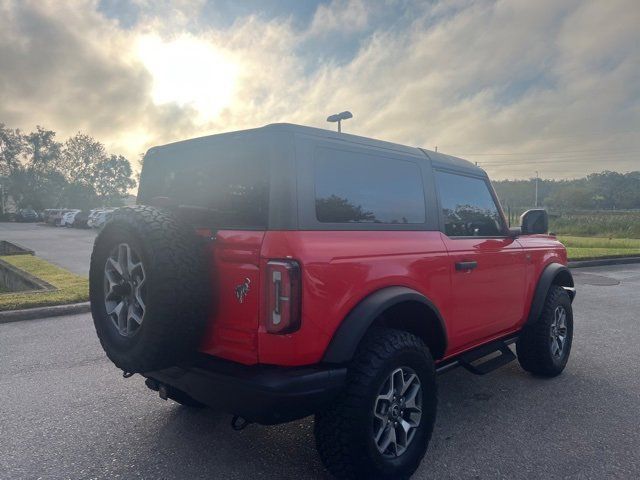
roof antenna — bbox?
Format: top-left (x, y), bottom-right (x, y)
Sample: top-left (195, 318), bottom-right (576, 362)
top-left (326, 111), bottom-right (353, 133)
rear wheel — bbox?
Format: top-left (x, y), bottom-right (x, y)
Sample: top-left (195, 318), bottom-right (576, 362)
top-left (517, 285), bottom-right (573, 377)
top-left (314, 328), bottom-right (437, 480)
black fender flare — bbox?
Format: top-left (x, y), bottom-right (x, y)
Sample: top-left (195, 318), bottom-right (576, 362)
top-left (322, 286), bottom-right (448, 364)
top-left (526, 263), bottom-right (575, 326)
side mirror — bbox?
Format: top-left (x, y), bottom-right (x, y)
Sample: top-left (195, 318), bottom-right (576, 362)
top-left (520, 209), bottom-right (548, 235)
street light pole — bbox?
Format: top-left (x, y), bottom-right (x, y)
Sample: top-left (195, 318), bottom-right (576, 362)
top-left (327, 111), bottom-right (353, 132)
top-left (535, 171), bottom-right (539, 207)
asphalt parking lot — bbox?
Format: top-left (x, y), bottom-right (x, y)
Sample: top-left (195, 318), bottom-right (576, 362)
top-left (1, 263), bottom-right (639, 479)
top-left (0, 222), bottom-right (96, 276)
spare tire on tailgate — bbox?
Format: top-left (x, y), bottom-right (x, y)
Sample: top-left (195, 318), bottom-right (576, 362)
top-left (89, 205), bottom-right (210, 373)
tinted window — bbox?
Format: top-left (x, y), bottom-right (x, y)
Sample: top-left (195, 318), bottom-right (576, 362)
top-left (435, 171), bottom-right (504, 236)
top-left (138, 144), bottom-right (268, 228)
top-left (314, 149), bottom-right (425, 224)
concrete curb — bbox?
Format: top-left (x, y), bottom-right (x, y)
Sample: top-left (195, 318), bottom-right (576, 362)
top-left (0, 302), bottom-right (90, 324)
top-left (569, 256), bottom-right (640, 269)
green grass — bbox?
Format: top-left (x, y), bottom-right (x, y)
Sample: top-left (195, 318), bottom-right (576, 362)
top-left (0, 255), bottom-right (88, 311)
top-left (559, 236), bottom-right (640, 260)
top-left (550, 211), bottom-right (640, 238)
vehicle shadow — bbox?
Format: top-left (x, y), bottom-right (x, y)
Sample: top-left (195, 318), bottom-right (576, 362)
top-left (122, 356), bottom-right (639, 480)
top-left (140, 403), bottom-right (329, 479)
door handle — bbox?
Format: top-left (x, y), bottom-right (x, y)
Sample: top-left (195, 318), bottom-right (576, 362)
top-left (455, 261), bottom-right (478, 271)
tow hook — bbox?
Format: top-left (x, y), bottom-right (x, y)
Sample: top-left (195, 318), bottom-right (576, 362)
top-left (231, 415), bottom-right (251, 431)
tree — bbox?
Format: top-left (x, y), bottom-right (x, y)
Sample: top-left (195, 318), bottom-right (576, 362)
top-left (544, 184), bottom-right (593, 210)
top-left (0, 123), bottom-right (24, 177)
top-left (23, 126), bottom-right (62, 171)
top-left (7, 167), bottom-right (67, 210)
top-left (1, 123), bottom-right (137, 211)
top-left (59, 133), bottom-right (136, 206)
top-left (2, 125), bottom-right (66, 210)
top-left (494, 171), bottom-right (640, 212)
top-left (92, 154), bottom-right (136, 205)
top-left (60, 133), bottom-right (107, 186)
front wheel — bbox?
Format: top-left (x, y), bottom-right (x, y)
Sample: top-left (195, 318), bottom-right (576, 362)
top-left (517, 285), bottom-right (573, 377)
top-left (314, 328), bottom-right (437, 480)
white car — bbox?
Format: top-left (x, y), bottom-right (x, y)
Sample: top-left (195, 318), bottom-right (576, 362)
top-left (88, 208), bottom-right (116, 228)
top-left (60, 209), bottom-right (81, 227)
top-left (86, 209), bottom-right (102, 228)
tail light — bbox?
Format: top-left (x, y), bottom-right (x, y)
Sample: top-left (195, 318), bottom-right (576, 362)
top-left (264, 260), bottom-right (301, 334)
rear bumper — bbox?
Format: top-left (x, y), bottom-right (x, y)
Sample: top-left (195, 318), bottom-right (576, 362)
top-left (145, 355), bottom-right (347, 425)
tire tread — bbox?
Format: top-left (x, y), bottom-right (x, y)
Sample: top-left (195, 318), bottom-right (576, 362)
top-left (314, 328), bottom-right (436, 480)
top-left (89, 205), bottom-right (209, 373)
top-left (516, 285), bottom-right (572, 377)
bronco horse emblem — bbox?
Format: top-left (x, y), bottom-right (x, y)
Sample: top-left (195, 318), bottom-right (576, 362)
top-left (235, 277), bottom-right (251, 304)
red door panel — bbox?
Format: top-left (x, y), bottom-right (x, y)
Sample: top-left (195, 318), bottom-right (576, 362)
top-left (440, 233), bottom-right (526, 353)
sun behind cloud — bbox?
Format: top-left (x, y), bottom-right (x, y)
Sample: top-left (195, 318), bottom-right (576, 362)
top-left (136, 34), bottom-right (239, 121)
top-left (1, 0), bottom-right (638, 178)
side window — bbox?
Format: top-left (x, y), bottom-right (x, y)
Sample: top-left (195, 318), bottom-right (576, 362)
top-left (435, 171), bottom-right (505, 237)
top-left (314, 148), bottom-right (426, 224)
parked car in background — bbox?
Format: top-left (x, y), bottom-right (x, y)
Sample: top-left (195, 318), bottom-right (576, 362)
top-left (45, 209), bottom-right (66, 226)
top-left (42, 209), bottom-right (54, 223)
top-left (87, 208), bottom-right (102, 228)
top-left (72, 210), bottom-right (92, 228)
top-left (88, 208), bottom-right (115, 228)
top-left (16, 209), bottom-right (39, 222)
top-left (60, 209), bottom-right (81, 227)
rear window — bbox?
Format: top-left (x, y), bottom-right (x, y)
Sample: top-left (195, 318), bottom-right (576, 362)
top-left (314, 149), bottom-right (426, 224)
top-left (138, 143), bottom-right (269, 229)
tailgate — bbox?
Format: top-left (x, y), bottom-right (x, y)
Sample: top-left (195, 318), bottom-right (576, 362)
top-left (198, 230), bottom-right (265, 364)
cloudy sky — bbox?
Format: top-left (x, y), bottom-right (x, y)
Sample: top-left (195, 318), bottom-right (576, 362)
top-left (1, 0), bottom-right (638, 179)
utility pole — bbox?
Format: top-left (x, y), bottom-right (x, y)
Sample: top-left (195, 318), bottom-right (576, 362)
top-left (535, 171), bottom-right (539, 207)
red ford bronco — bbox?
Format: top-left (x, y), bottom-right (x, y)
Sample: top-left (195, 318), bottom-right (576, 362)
top-left (90, 123), bottom-right (575, 479)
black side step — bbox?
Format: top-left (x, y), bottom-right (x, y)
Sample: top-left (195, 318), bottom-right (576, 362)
top-left (457, 341), bottom-right (516, 375)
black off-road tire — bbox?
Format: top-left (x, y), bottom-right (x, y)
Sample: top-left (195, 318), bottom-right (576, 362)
top-left (516, 285), bottom-right (573, 377)
top-left (89, 205), bottom-right (209, 374)
top-left (314, 328), bottom-right (437, 480)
